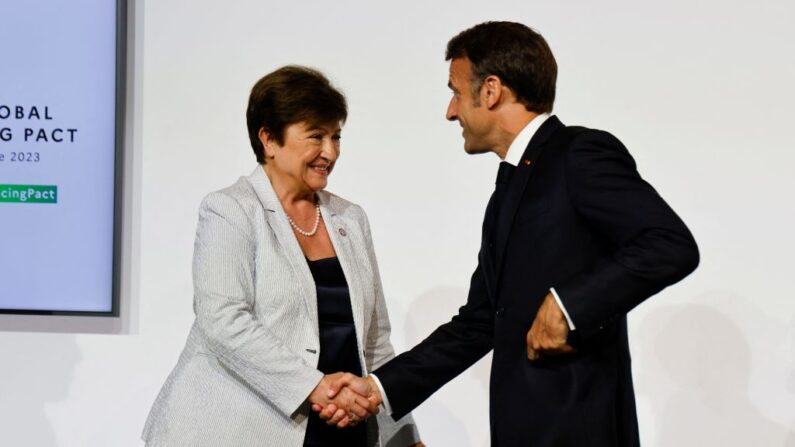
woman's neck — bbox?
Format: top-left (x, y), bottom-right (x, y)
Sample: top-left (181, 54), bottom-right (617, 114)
top-left (262, 164), bottom-right (315, 207)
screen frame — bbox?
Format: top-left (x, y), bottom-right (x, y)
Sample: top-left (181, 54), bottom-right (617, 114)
top-left (0, 0), bottom-right (127, 317)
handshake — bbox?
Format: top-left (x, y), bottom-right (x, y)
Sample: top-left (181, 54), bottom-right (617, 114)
top-left (308, 372), bottom-right (382, 428)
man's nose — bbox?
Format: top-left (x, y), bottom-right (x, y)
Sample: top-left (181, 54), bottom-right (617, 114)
top-left (446, 98), bottom-right (458, 121)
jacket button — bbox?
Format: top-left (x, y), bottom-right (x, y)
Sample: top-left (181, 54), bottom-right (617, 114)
top-left (339, 228), bottom-right (347, 237)
top-left (495, 307), bottom-right (505, 317)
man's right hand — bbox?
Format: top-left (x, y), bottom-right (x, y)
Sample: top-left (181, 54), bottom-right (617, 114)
top-left (311, 373), bottom-right (382, 427)
top-left (308, 373), bottom-right (380, 428)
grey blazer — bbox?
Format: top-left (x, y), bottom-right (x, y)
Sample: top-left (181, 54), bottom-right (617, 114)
top-left (143, 166), bottom-right (420, 447)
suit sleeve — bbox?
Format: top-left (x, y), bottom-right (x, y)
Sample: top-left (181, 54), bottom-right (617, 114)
top-left (192, 192), bottom-right (323, 418)
top-left (373, 255), bottom-right (495, 420)
top-left (555, 130), bottom-right (700, 339)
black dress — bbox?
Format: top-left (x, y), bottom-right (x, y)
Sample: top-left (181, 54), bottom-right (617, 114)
top-left (303, 257), bottom-right (368, 447)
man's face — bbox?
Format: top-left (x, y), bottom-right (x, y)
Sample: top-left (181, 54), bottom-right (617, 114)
top-left (446, 57), bottom-right (492, 154)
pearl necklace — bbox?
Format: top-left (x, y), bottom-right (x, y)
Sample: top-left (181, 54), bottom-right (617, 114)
top-left (285, 203), bottom-right (321, 237)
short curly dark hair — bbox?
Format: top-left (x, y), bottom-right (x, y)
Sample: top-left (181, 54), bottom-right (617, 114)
top-left (246, 66), bottom-right (348, 163)
top-left (446, 21), bottom-right (557, 113)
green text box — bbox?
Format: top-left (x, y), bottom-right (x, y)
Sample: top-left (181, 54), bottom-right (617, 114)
top-left (0, 184), bottom-right (58, 204)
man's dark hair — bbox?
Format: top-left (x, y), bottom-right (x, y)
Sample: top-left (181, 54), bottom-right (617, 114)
top-left (446, 21), bottom-right (557, 113)
top-left (246, 66), bottom-right (348, 163)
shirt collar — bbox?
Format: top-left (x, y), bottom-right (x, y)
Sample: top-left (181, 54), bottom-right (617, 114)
top-left (502, 113), bottom-right (551, 166)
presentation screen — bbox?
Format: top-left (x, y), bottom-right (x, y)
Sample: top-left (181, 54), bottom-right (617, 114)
top-left (0, 0), bottom-right (125, 315)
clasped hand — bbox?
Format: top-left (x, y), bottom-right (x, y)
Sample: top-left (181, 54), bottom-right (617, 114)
top-left (526, 292), bottom-right (575, 360)
top-left (308, 372), bottom-right (381, 428)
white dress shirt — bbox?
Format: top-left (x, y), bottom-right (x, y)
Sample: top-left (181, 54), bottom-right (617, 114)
top-left (371, 113), bottom-right (576, 416)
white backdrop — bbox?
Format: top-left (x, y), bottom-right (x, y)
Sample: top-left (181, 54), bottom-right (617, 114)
top-left (1, 0), bottom-right (794, 445)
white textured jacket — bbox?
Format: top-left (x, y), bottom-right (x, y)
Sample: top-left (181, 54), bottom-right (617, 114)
top-left (143, 166), bottom-right (419, 446)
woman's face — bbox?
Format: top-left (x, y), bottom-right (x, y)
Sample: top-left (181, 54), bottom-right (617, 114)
top-left (263, 120), bottom-right (342, 193)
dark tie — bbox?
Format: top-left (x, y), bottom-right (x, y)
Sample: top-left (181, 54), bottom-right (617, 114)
top-left (484, 161), bottom-right (516, 270)
top-left (489, 161), bottom-right (515, 230)
top-left (495, 161), bottom-right (515, 197)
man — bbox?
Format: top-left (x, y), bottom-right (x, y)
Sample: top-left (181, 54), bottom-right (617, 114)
top-left (320, 21), bottom-right (699, 446)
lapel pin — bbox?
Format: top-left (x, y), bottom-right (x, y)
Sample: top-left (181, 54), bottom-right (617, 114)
top-left (524, 159), bottom-right (533, 166)
top-left (339, 228), bottom-right (347, 237)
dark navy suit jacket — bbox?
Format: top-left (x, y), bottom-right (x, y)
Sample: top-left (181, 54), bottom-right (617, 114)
top-left (374, 116), bottom-right (699, 446)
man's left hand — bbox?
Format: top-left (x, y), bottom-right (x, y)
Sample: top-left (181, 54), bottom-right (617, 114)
top-left (526, 292), bottom-right (575, 360)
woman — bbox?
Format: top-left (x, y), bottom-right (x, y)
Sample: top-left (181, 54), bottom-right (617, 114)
top-left (143, 66), bottom-right (422, 447)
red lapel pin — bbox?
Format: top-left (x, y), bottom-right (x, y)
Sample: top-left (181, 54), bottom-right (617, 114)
top-left (524, 159), bottom-right (533, 166)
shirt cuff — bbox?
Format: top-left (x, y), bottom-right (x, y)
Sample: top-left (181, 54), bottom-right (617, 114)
top-left (550, 287), bottom-right (576, 330)
top-left (368, 373), bottom-right (393, 415)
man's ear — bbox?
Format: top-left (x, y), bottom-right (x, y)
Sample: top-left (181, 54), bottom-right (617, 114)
top-left (482, 75), bottom-right (503, 109)
top-left (258, 128), bottom-right (276, 159)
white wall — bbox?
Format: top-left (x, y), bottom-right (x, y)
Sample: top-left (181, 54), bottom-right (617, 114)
top-left (1, 0), bottom-right (794, 445)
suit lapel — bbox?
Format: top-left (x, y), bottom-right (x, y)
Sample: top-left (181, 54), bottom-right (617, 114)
top-left (246, 166), bottom-right (319, 336)
top-left (494, 116), bottom-right (565, 278)
top-left (319, 193), bottom-right (366, 352)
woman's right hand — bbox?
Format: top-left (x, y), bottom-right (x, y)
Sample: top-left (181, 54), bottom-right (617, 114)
top-left (308, 372), bottom-right (379, 427)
